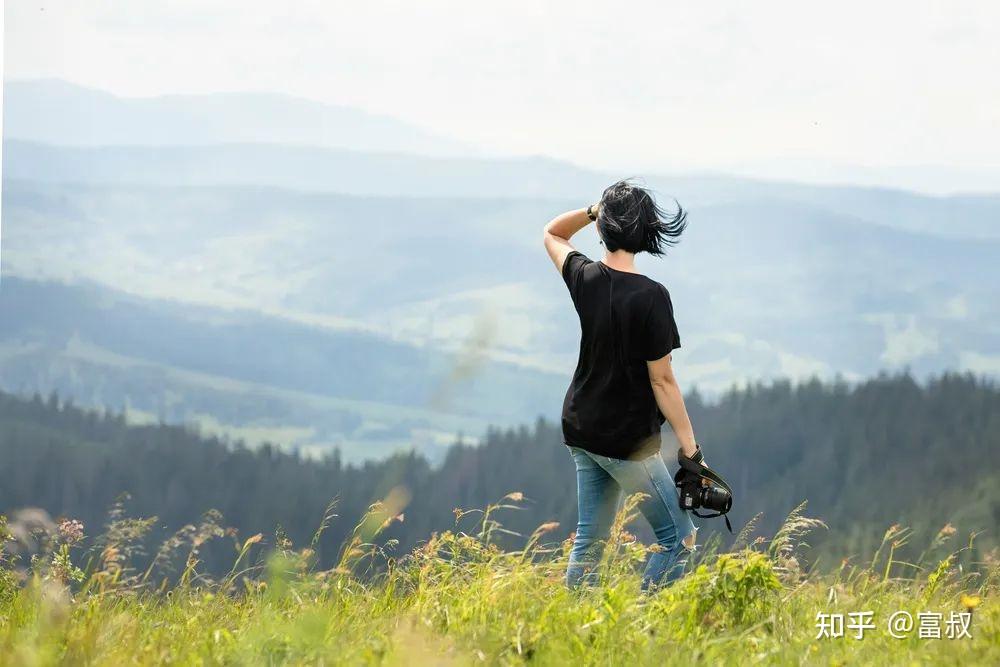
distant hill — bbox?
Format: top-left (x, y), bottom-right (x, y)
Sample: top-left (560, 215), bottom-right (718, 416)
top-left (3, 179), bottom-right (999, 401)
top-left (3, 80), bottom-right (999, 459)
top-left (0, 277), bottom-right (565, 461)
top-left (2, 79), bottom-right (472, 156)
top-left (1, 139), bottom-right (608, 200)
top-left (5, 139), bottom-right (999, 241)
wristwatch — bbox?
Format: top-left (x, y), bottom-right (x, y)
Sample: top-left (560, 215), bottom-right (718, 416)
top-left (586, 204), bottom-right (598, 221)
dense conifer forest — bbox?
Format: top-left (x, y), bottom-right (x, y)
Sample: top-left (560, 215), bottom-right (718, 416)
top-left (2, 372), bottom-right (997, 573)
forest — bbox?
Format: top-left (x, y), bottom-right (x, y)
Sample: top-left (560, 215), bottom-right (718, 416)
top-left (2, 371), bottom-right (997, 575)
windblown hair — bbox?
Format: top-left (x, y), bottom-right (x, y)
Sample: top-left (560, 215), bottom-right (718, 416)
top-left (596, 180), bottom-right (687, 256)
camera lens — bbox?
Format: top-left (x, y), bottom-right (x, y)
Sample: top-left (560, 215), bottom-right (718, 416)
top-left (699, 486), bottom-right (731, 512)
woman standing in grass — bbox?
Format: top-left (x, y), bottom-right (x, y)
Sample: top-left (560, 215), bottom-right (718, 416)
top-left (543, 180), bottom-right (700, 590)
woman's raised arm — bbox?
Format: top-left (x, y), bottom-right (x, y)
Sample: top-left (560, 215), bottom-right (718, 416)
top-left (543, 204), bottom-right (599, 273)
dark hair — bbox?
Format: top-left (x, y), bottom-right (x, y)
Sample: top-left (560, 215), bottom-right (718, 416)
top-left (596, 180), bottom-right (687, 256)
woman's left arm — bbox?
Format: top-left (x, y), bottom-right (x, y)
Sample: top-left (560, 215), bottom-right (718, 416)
top-left (543, 204), bottom-right (599, 273)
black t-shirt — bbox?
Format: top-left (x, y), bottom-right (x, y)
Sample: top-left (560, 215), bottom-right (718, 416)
top-left (560, 251), bottom-right (681, 460)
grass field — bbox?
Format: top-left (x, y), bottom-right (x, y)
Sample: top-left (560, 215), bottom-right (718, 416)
top-left (1, 496), bottom-right (996, 666)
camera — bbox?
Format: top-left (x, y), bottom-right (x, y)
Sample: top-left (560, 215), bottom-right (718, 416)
top-left (677, 476), bottom-right (732, 513)
top-left (673, 448), bottom-right (734, 529)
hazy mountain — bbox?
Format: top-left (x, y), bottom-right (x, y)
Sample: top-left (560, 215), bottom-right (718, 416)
top-left (2, 79), bottom-right (472, 156)
top-left (4, 179), bottom-right (998, 400)
top-left (1, 139), bottom-right (606, 201)
top-left (716, 157), bottom-right (1000, 196)
top-left (5, 140), bottom-right (999, 241)
top-left (3, 81), bottom-right (998, 461)
top-left (0, 277), bottom-right (565, 462)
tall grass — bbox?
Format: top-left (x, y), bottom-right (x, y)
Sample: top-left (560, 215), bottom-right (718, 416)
top-left (0, 494), bottom-right (996, 665)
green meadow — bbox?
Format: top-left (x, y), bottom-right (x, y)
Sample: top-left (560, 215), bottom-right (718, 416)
top-left (2, 495), bottom-right (996, 666)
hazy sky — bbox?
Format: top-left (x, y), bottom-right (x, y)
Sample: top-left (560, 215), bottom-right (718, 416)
top-left (5, 1), bottom-right (1000, 189)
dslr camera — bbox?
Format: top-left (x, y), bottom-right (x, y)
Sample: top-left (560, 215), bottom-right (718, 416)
top-left (674, 447), bottom-right (734, 530)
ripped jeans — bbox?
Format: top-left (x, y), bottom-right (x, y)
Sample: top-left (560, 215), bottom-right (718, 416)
top-left (565, 446), bottom-right (697, 591)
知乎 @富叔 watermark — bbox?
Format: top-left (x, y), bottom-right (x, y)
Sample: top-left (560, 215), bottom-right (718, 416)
top-left (815, 611), bottom-right (972, 640)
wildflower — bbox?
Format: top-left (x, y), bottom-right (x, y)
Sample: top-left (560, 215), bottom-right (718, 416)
top-left (504, 492), bottom-right (525, 502)
top-left (50, 550), bottom-right (84, 583)
top-left (535, 522), bottom-right (559, 534)
top-left (938, 523), bottom-right (957, 537)
top-left (960, 594), bottom-right (981, 611)
top-left (58, 519), bottom-right (85, 546)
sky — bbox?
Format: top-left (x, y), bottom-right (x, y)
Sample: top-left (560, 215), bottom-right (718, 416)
top-left (5, 1), bottom-right (1000, 191)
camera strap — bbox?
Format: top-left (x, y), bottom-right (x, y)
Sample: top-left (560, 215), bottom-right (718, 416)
top-left (676, 454), bottom-right (735, 532)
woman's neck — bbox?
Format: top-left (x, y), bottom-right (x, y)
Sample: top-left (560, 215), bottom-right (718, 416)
top-left (601, 250), bottom-right (639, 274)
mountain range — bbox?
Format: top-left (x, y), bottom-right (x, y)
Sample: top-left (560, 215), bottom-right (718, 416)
top-left (1, 79), bottom-right (998, 460)
top-left (3, 79), bottom-right (472, 156)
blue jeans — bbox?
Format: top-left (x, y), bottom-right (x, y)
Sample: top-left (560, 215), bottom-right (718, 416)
top-left (566, 446), bottom-right (697, 591)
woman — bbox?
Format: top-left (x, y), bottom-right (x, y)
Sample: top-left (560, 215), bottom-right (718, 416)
top-left (542, 180), bottom-right (702, 590)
